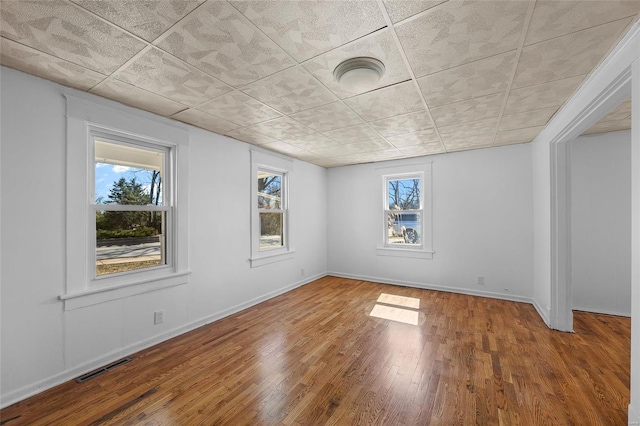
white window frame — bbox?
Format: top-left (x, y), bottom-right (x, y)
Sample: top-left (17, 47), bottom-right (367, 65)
top-left (376, 162), bottom-right (434, 259)
top-left (250, 150), bottom-right (294, 267)
top-left (384, 172), bottom-right (424, 248)
top-left (61, 95), bottom-right (190, 310)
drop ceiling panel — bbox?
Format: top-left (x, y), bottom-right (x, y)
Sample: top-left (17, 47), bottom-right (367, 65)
top-left (240, 66), bottom-right (337, 114)
top-left (524, 0), bottom-right (640, 46)
top-left (0, 37), bottom-right (106, 91)
top-left (418, 51), bottom-right (516, 108)
top-left (284, 133), bottom-right (342, 151)
top-left (368, 111), bottom-right (433, 137)
top-left (155, 0), bottom-right (295, 87)
top-left (344, 81), bottom-right (424, 122)
top-left (382, 0), bottom-right (447, 23)
top-left (229, 0), bottom-right (385, 62)
top-left (386, 128), bottom-right (440, 148)
top-left (0, 0), bottom-right (145, 74)
top-left (395, 0), bottom-right (529, 77)
top-left (197, 91), bottom-right (281, 127)
top-left (505, 75), bottom-right (586, 115)
top-left (289, 102), bottom-right (365, 133)
top-left (246, 117), bottom-right (316, 140)
top-left (430, 93), bottom-right (505, 127)
top-left (341, 138), bottom-right (394, 153)
top-left (172, 108), bottom-right (239, 134)
top-left (322, 124), bottom-right (381, 144)
top-left (514, 18), bottom-right (632, 89)
top-left (303, 29), bottom-right (410, 99)
top-left (71, 0), bottom-right (204, 42)
top-left (399, 143), bottom-right (445, 157)
top-left (225, 127), bottom-right (280, 145)
top-left (90, 79), bottom-right (186, 117)
top-left (495, 126), bottom-right (546, 146)
top-left (583, 117), bottom-right (631, 135)
top-left (115, 47), bottom-right (233, 107)
top-left (498, 106), bottom-right (558, 132)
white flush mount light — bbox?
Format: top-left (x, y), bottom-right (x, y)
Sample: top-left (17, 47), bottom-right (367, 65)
top-left (333, 57), bottom-right (385, 93)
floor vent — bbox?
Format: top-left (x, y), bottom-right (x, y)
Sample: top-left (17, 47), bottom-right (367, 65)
top-left (76, 357), bottom-right (132, 383)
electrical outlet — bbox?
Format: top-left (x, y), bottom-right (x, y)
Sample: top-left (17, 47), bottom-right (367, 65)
top-left (301, 268), bottom-right (305, 276)
top-left (477, 276), bottom-right (484, 285)
top-left (504, 288), bottom-right (509, 293)
top-left (154, 310), bottom-right (164, 325)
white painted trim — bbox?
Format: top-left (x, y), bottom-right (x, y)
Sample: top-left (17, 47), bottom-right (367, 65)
top-left (629, 403), bottom-right (640, 425)
top-left (572, 307), bottom-right (631, 318)
top-left (0, 272), bottom-right (326, 409)
top-left (375, 247), bottom-right (434, 259)
top-left (250, 251), bottom-right (295, 268)
top-left (532, 297), bottom-right (551, 327)
top-left (327, 272), bottom-right (533, 305)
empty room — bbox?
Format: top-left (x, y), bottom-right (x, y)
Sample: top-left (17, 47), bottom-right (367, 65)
top-left (1, 0), bottom-right (639, 424)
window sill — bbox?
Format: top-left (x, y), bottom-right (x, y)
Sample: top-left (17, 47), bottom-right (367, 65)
top-left (250, 250), bottom-right (295, 268)
top-left (60, 271), bottom-right (190, 310)
top-left (376, 247), bottom-right (434, 259)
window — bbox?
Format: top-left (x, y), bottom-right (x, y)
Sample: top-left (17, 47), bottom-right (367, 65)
top-left (376, 162), bottom-right (433, 259)
top-left (93, 137), bottom-right (170, 278)
top-left (62, 95), bottom-right (189, 310)
top-left (385, 175), bottom-right (423, 247)
top-left (251, 150), bottom-right (294, 267)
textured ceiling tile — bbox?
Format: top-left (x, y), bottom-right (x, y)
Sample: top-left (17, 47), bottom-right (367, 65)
top-left (72, 0), bottom-right (203, 42)
top-left (248, 117), bottom-right (316, 140)
top-left (438, 117), bottom-right (498, 139)
top-left (342, 138), bottom-right (395, 153)
top-left (197, 91), bottom-right (281, 127)
top-left (307, 145), bottom-right (352, 158)
top-left (367, 149), bottom-right (406, 162)
top-left (323, 124), bottom-right (381, 144)
top-left (155, 1), bottom-right (295, 87)
top-left (498, 106), bottom-right (558, 132)
top-left (446, 140), bottom-right (493, 153)
top-left (382, 0), bottom-right (447, 23)
top-left (418, 51), bottom-right (515, 107)
top-left (289, 102), bottom-right (364, 132)
top-left (398, 143), bottom-right (445, 157)
top-left (494, 126), bottom-right (545, 146)
top-left (303, 29), bottom-right (410, 98)
top-left (583, 117), bottom-right (631, 136)
top-left (171, 108), bottom-right (239, 134)
top-left (284, 134), bottom-right (341, 151)
top-left (368, 111), bottom-right (433, 137)
top-left (386, 129), bottom-right (440, 148)
top-left (225, 127), bottom-right (280, 145)
top-left (0, 0), bottom-right (145, 74)
top-left (600, 99), bottom-right (632, 122)
top-left (430, 92), bottom-right (505, 127)
top-left (525, 0), bottom-right (640, 46)
top-left (240, 66), bottom-right (337, 114)
top-left (90, 79), bottom-right (186, 117)
top-left (261, 141), bottom-right (310, 157)
top-left (230, 0), bottom-right (385, 62)
top-left (514, 19), bottom-right (632, 89)
top-left (505, 75), bottom-right (585, 115)
top-left (0, 37), bottom-right (106, 90)
top-left (344, 81), bottom-right (424, 122)
top-left (395, 0), bottom-right (528, 77)
top-left (115, 47), bottom-right (232, 107)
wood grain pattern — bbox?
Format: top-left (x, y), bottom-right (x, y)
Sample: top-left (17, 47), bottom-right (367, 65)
top-left (0, 276), bottom-right (630, 425)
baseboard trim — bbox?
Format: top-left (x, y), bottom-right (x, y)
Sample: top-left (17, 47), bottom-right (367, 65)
top-left (532, 297), bottom-right (551, 326)
top-left (630, 403), bottom-right (640, 425)
top-left (0, 272), bottom-right (326, 409)
top-left (573, 306), bottom-right (631, 318)
top-left (327, 271), bottom-right (532, 304)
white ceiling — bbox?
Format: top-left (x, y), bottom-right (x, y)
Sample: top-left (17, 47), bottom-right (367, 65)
top-left (1, 0), bottom-right (638, 167)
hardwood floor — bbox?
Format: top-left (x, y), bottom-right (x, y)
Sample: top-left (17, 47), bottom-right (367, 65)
top-left (0, 276), bottom-right (630, 425)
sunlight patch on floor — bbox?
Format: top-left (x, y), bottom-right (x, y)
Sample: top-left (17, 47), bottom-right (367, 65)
top-left (377, 293), bottom-right (420, 309)
top-left (370, 304), bottom-right (419, 325)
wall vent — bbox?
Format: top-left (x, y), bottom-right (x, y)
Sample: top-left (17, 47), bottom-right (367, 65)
top-left (75, 357), bottom-right (131, 383)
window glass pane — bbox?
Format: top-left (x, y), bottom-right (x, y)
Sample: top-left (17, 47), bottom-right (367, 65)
top-left (258, 172), bottom-right (282, 209)
top-left (95, 140), bottom-right (164, 206)
top-left (388, 178), bottom-right (420, 210)
top-left (259, 212), bottom-right (284, 250)
top-left (387, 211), bottom-right (421, 245)
top-left (96, 210), bottom-right (166, 276)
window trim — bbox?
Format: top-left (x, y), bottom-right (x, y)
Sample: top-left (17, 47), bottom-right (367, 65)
top-left (375, 162), bottom-right (434, 260)
top-left (257, 168), bottom-right (287, 252)
top-left (250, 150), bottom-right (294, 267)
top-left (384, 172), bottom-right (425, 249)
top-left (62, 95), bottom-right (190, 310)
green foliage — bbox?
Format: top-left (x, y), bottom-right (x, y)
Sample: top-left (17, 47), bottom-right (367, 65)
top-left (96, 227), bottom-right (159, 240)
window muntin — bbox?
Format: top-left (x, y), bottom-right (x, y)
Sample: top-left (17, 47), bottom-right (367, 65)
top-left (257, 170), bottom-right (286, 251)
top-left (385, 176), bottom-right (423, 247)
top-left (92, 138), bottom-right (171, 278)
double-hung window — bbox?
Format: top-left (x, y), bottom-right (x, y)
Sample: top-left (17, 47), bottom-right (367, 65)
top-left (257, 170), bottom-right (286, 251)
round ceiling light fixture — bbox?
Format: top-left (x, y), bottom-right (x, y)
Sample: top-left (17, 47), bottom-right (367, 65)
top-left (333, 57), bottom-right (385, 93)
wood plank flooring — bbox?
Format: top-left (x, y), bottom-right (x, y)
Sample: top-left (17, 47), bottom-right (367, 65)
top-left (0, 276), bottom-right (631, 425)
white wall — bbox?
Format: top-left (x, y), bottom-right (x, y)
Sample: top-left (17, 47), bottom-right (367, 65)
top-left (0, 67), bottom-right (327, 406)
top-left (570, 130), bottom-right (632, 316)
top-left (327, 144), bottom-right (534, 300)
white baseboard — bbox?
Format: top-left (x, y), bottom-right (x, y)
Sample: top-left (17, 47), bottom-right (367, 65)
top-left (630, 404), bottom-right (640, 425)
top-left (327, 271), bottom-right (532, 304)
top-left (573, 306), bottom-right (631, 318)
top-left (532, 297), bottom-right (551, 326)
top-left (0, 272), bottom-right (326, 409)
